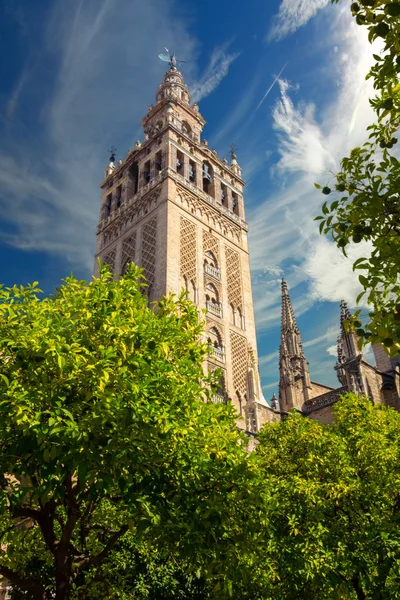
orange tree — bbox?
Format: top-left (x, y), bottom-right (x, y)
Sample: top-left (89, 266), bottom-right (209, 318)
top-left (316, 0), bottom-right (400, 356)
top-left (0, 266), bottom-right (253, 600)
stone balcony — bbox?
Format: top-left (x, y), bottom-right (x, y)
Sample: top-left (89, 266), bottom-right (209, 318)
top-left (206, 301), bottom-right (223, 318)
top-left (210, 394), bottom-right (227, 404)
top-left (209, 346), bottom-right (225, 363)
top-left (204, 264), bottom-right (221, 280)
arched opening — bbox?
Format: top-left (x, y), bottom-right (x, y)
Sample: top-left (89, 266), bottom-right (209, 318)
top-left (182, 120), bottom-right (192, 136)
top-left (232, 191), bottom-right (239, 216)
top-left (103, 193), bottom-right (112, 219)
top-left (155, 150), bottom-right (162, 173)
top-left (143, 160), bottom-right (151, 185)
top-left (220, 183), bottom-right (228, 206)
top-left (128, 161), bottom-right (139, 197)
top-left (176, 150), bottom-right (184, 174)
top-left (202, 161), bottom-right (214, 197)
top-left (206, 283), bottom-right (219, 303)
top-left (115, 185), bottom-right (122, 209)
top-left (208, 327), bottom-right (224, 362)
top-left (189, 159), bottom-right (196, 182)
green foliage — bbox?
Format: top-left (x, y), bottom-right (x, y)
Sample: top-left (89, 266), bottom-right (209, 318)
top-left (316, 0), bottom-right (400, 356)
top-left (0, 265), bottom-right (249, 599)
top-left (255, 394), bottom-right (400, 599)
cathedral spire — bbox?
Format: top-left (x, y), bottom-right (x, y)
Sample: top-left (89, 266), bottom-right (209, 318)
top-left (279, 278), bottom-right (311, 411)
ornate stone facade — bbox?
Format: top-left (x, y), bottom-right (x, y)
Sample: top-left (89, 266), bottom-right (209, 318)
top-left (94, 63), bottom-right (272, 430)
top-left (276, 280), bottom-right (400, 423)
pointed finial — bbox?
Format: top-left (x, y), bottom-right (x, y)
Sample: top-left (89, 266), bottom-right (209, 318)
top-left (230, 143), bottom-right (237, 160)
top-left (340, 299), bottom-right (351, 324)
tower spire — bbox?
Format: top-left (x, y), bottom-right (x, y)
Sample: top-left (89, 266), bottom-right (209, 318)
top-left (279, 278), bottom-right (311, 411)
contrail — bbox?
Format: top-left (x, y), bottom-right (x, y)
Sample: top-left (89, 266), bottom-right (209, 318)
top-left (257, 62), bottom-right (288, 110)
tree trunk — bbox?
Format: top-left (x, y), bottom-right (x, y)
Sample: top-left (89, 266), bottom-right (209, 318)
top-left (352, 574), bottom-right (366, 600)
top-left (55, 558), bottom-right (73, 600)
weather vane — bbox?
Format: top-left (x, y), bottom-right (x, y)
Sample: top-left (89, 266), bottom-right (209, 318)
top-left (230, 143), bottom-right (237, 159)
top-left (158, 48), bottom-right (186, 71)
top-left (108, 145), bottom-right (117, 163)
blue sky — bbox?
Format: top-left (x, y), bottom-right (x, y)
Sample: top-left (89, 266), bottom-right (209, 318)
top-left (0, 0), bottom-right (378, 396)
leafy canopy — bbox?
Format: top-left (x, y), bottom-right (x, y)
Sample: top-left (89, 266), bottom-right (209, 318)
top-left (254, 394), bottom-right (400, 599)
top-left (0, 265), bottom-right (250, 600)
top-left (316, 0), bottom-right (400, 355)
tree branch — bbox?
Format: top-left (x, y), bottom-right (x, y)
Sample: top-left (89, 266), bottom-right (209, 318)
top-left (0, 564), bottom-right (46, 600)
top-left (78, 524), bottom-right (128, 569)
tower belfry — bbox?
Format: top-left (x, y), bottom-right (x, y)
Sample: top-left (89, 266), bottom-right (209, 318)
top-left (94, 62), bottom-right (269, 431)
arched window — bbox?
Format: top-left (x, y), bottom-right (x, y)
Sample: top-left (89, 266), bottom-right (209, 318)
top-left (176, 150), bottom-right (184, 174)
top-left (202, 161), bottom-right (214, 197)
top-left (182, 120), bottom-right (192, 136)
top-left (206, 283), bottom-right (219, 302)
top-left (205, 251), bottom-right (217, 268)
top-left (103, 194), bottom-right (112, 219)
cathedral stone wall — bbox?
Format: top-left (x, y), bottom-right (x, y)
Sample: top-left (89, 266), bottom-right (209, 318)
top-left (309, 381), bottom-right (334, 398)
top-left (308, 405), bottom-right (335, 425)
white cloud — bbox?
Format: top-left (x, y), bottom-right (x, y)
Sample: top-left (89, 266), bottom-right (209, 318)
top-left (268, 0), bottom-right (330, 41)
top-left (248, 12), bottom-right (378, 337)
top-left (327, 344), bottom-right (338, 357)
top-left (191, 45), bottom-right (240, 104)
top-left (0, 0), bottom-right (234, 273)
top-left (305, 237), bottom-right (372, 307)
top-left (272, 79), bottom-right (335, 175)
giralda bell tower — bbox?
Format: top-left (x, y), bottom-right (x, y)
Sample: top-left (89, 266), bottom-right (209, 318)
top-left (94, 55), bottom-right (273, 432)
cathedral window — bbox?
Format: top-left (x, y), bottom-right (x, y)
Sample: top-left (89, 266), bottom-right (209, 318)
top-left (182, 120), bottom-right (192, 137)
top-left (202, 161), bottom-right (214, 197)
top-left (189, 159), bottom-right (196, 182)
top-left (128, 161), bottom-right (139, 197)
top-left (115, 185), bottom-right (122, 209)
top-left (221, 183), bottom-right (227, 205)
top-left (204, 251), bottom-right (220, 280)
top-left (207, 326), bottom-right (224, 362)
top-left (176, 150), bottom-right (184, 174)
top-left (232, 192), bottom-right (239, 215)
top-left (103, 194), bottom-right (112, 219)
top-left (155, 150), bottom-right (162, 173)
top-left (143, 160), bottom-right (151, 184)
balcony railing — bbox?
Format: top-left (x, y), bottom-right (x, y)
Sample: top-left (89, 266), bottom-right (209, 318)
top-left (204, 264), bottom-right (221, 280)
top-left (209, 346), bottom-right (225, 363)
top-left (210, 394), bottom-right (226, 404)
top-left (206, 301), bottom-right (222, 318)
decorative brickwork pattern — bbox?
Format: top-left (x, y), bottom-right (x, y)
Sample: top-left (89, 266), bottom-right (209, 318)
top-left (103, 248), bottom-right (117, 273)
top-left (142, 217), bottom-right (157, 285)
top-left (226, 247), bottom-right (243, 310)
top-left (230, 330), bottom-right (248, 395)
top-left (203, 230), bottom-right (220, 263)
top-left (180, 217), bottom-right (197, 283)
top-left (121, 233), bottom-right (136, 274)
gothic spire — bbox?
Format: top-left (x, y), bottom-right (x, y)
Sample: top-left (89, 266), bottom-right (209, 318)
top-left (278, 278), bottom-right (311, 411)
top-left (280, 278), bottom-right (302, 352)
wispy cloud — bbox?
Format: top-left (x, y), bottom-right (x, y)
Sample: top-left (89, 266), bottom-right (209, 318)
top-left (0, 0), bottom-right (233, 273)
top-left (268, 0), bottom-right (330, 42)
top-left (191, 44), bottom-right (240, 104)
top-left (249, 14), bottom-right (377, 328)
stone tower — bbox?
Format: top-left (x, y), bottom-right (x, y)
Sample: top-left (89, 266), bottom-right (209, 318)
top-left (94, 61), bottom-right (269, 432)
top-left (279, 278), bottom-right (312, 411)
